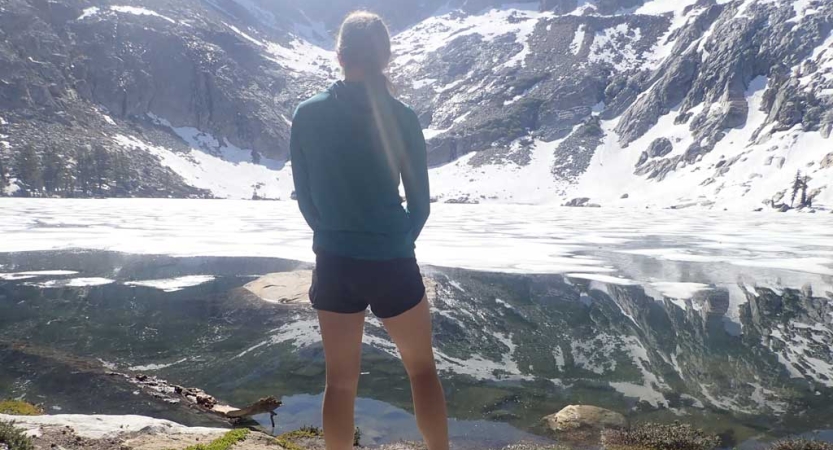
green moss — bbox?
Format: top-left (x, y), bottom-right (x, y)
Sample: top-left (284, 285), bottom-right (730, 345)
top-left (602, 422), bottom-right (721, 450)
top-left (275, 427), bottom-right (362, 449)
top-left (180, 429), bottom-right (249, 450)
top-left (0, 401), bottom-right (42, 416)
top-left (0, 419), bottom-right (35, 450)
top-left (276, 426), bottom-right (322, 450)
top-left (770, 440), bottom-right (833, 450)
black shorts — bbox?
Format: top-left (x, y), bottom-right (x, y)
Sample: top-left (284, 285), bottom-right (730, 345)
top-left (310, 251), bottom-right (426, 319)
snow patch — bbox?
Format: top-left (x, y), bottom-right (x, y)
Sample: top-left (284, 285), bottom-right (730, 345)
top-left (589, 23), bottom-right (642, 71)
top-left (110, 6), bottom-right (176, 24)
top-left (125, 275), bottom-right (215, 292)
top-left (129, 358), bottom-right (189, 372)
top-left (0, 270), bottom-right (78, 281)
top-left (650, 282), bottom-right (711, 300)
top-left (567, 273), bottom-right (638, 286)
top-left (28, 278), bottom-right (115, 288)
top-left (570, 24), bottom-right (586, 55)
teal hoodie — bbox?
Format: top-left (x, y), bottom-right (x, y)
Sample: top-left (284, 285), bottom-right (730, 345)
top-left (290, 81), bottom-right (431, 260)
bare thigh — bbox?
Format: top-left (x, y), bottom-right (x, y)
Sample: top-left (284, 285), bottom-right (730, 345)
top-left (317, 310), bottom-right (366, 387)
top-left (381, 297), bottom-right (437, 375)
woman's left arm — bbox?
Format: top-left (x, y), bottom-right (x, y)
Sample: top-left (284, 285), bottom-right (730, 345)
top-left (401, 110), bottom-right (431, 240)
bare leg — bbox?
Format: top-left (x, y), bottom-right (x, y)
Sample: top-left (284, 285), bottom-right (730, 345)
top-left (382, 298), bottom-right (449, 450)
top-left (317, 310), bottom-right (365, 450)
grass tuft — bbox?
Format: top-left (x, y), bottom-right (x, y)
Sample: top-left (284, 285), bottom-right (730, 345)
top-left (275, 426), bottom-right (361, 449)
top-left (180, 429), bottom-right (249, 450)
top-left (0, 401), bottom-right (42, 416)
top-left (276, 426), bottom-right (322, 450)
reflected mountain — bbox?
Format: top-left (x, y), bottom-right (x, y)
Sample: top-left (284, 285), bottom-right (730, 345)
top-left (1, 250), bottom-right (831, 446)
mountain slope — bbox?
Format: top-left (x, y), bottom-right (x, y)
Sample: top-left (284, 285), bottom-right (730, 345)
top-left (0, 0), bottom-right (831, 209)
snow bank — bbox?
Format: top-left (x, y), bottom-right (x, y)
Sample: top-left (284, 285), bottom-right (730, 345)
top-left (113, 129), bottom-right (295, 200)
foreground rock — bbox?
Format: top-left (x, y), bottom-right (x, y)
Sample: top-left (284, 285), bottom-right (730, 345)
top-left (542, 405), bottom-right (627, 444)
top-left (243, 271), bottom-right (438, 305)
top-left (1, 413), bottom-right (563, 449)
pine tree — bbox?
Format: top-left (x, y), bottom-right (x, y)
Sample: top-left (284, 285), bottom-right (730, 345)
top-left (111, 151), bottom-right (133, 196)
top-left (251, 150), bottom-right (262, 165)
top-left (63, 167), bottom-right (76, 197)
top-left (800, 174), bottom-right (812, 208)
top-left (14, 145), bottom-right (43, 195)
top-left (75, 146), bottom-right (95, 197)
top-left (790, 170), bottom-right (803, 207)
top-left (42, 147), bottom-right (67, 195)
top-left (92, 144), bottom-right (110, 195)
top-left (0, 153), bottom-right (8, 193)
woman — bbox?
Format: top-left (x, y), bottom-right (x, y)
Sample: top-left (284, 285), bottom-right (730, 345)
top-left (289, 11), bottom-right (449, 450)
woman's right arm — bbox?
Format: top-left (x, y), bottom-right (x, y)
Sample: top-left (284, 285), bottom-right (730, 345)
top-left (290, 108), bottom-right (320, 231)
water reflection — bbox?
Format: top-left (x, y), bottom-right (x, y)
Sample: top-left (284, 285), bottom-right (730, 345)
top-left (1, 250), bottom-right (832, 444)
top-left (259, 394), bottom-right (552, 447)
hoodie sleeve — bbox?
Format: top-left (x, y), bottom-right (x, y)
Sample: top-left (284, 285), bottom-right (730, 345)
top-left (290, 107), bottom-right (320, 231)
top-left (400, 109), bottom-right (431, 241)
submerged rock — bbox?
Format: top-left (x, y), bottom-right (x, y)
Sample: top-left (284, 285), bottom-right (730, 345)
top-left (243, 271), bottom-right (313, 305)
top-left (543, 405), bottom-right (627, 444)
top-left (243, 270), bottom-right (438, 305)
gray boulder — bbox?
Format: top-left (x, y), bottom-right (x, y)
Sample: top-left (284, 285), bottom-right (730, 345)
top-left (648, 137), bottom-right (673, 158)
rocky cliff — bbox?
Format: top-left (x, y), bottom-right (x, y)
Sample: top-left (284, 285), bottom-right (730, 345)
top-left (0, 0), bottom-right (831, 208)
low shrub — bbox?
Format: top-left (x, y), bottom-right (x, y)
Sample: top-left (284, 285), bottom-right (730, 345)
top-left (0, 420), bottom-right (34, 450)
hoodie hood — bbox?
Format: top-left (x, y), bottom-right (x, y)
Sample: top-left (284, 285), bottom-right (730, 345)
top-left (330, 80), bottom-right (393, 115)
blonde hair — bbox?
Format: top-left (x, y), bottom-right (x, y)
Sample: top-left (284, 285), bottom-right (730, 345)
top-left (336, 11), bottom-right (392, 79)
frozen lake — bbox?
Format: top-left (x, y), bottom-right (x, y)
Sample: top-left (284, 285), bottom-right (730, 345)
top-left (3, 198), bottom-right (832, 315)
top-left (3, 198), bottom-right (832, 273)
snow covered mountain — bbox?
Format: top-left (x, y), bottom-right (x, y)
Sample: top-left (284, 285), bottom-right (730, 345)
top-left (1, 0), bottom-right (832, 210)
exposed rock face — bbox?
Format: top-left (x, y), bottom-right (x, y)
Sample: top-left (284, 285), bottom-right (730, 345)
top-left (553, 117), bottom-right (604, 181)
top-left (822, 153), bottom-right (833, 169)
top-left (647, 137), bottom-right (673, 158)
top-left (0, 0), bottom-right (317, 159)
top-left (617, 0), bottom-right (833, 164)
top-left (2, 0), bottom-right (833, 205)
top-left (393, 9), bottom-right (668, 168)
top-left (637, 137), bottom-right (674, 167)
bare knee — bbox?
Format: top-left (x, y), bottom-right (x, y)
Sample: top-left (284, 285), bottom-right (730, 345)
top-left (326, 373), bottom-right (360, 392)
top-left (405, 361), bottom-right (440, 384)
